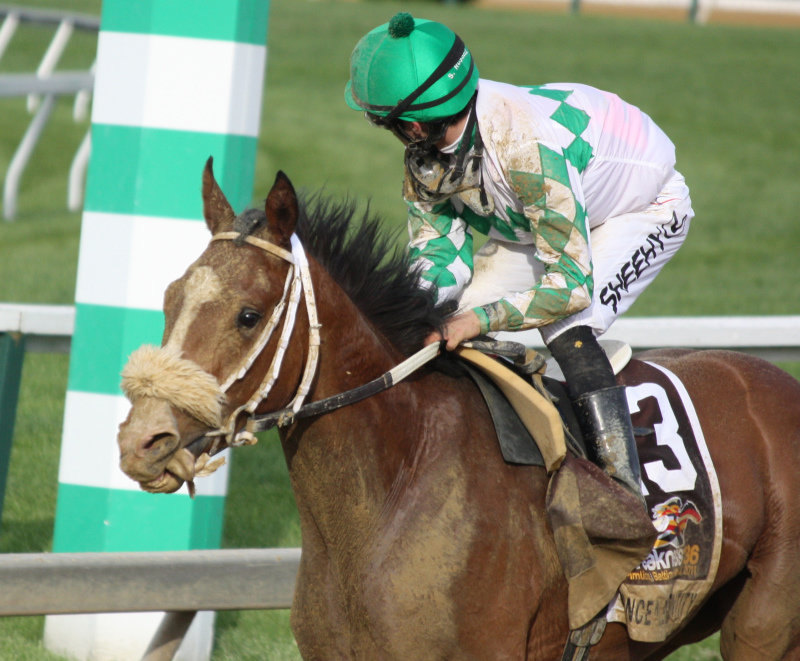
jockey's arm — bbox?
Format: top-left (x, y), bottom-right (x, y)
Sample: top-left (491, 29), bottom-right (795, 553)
top-left (407, 199), bottom-right (474, 303)
top-left (472, 166), bottom-right (594, 335)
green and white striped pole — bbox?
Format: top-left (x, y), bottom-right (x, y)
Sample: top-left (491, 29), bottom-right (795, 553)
top-left (44, 2), bottom-right (269, 659)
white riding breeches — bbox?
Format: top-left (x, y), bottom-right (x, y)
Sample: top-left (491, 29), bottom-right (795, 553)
top-left (456, 170), bottom-right (694, 344)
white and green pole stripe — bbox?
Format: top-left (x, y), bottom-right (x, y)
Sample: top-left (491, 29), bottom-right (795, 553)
top-left (44, 2), bottom-right (269, 659)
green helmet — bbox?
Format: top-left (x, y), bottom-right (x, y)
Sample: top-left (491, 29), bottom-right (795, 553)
top-left (344, 12), bottom-right (479, 123)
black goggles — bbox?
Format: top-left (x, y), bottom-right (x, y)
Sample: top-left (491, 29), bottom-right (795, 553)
top-left (364, 112), bottom-right (422, 147)
top-left (363, 111), bottom-right (452, 154)
top-left (364, 111), bottom-right (392, 128)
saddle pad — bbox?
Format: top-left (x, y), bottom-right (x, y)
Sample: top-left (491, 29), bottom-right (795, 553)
top-left (456, 347), bottom-right (566, 472)
top-left (606, 360), bottom-right (723, 642)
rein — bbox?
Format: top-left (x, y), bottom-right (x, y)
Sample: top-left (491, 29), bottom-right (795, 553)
top-left (200, 232), bottom-right (535, 458)
top-left (250, 341), bottom-right (441, 431)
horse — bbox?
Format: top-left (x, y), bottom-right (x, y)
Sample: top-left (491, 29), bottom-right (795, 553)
top-left (117, 159), bottom-right (800, 660)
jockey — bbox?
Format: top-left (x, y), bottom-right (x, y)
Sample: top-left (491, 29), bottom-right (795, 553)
top-left (344, 12), bottom-right (693, 507)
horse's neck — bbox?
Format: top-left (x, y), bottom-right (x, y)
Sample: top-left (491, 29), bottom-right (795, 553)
top-left (282, 266), bottom-right (446, 553)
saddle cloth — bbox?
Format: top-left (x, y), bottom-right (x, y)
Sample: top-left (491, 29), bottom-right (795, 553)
top-left (608, 359), bottom-right (722, 642)
top-left (459, 346), bottom-right (723, 642)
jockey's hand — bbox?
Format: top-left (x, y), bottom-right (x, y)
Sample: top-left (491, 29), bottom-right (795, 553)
top-left (424, 310), bottom-right (482, 351)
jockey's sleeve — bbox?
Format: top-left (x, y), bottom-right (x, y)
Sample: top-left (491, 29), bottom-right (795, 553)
top-left (473, 148), bottom-right (594, 334)
top-left (407, 199), bottom-right (474, 304)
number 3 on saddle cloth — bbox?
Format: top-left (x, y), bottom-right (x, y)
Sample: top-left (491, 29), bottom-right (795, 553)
top-left (610, 359), bottom-right (722, 642)
top-left (459, 347), bottom-right (723, 644)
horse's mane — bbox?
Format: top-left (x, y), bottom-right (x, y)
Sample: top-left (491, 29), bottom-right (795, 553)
top-left (243, 191), bottom-right (449, 356)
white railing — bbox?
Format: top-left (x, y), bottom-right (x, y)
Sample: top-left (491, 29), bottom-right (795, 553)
top-left (0, 5), bottom-right (98, 220)
top-left (0, 547), bottom-right (301, 661)
top-left (2, 303), bottom-right (797, 362)
top-left (0, 302), bottom-right (73, 353)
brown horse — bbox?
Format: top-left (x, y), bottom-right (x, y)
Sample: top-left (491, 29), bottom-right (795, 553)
top-left (117, 160), bottom-right (800, 660)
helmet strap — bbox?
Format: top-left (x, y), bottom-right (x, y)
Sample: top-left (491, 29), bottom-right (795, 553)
top-left (383, 35), bottom-right (469, 124)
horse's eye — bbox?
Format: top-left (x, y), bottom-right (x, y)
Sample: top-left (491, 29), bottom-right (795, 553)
top-left (237, 308), bottom-right (262, 330)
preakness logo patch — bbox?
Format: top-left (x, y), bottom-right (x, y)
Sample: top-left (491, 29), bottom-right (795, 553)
top-left (631, 496), bottom-right (704, 581)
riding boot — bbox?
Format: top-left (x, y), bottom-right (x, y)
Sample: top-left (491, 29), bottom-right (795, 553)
top-left (573, 384), bottom-right (647, 509)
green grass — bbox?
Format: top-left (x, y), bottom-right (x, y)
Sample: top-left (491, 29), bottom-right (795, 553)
top-left (1, 0), bottom-right (799, 658)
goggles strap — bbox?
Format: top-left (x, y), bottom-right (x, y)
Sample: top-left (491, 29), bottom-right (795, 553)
top-left (384, 36), bottom-right (468, 122)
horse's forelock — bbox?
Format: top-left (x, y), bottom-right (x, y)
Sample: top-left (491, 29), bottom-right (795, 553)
top-left (233, 208), bottom-right (267, 244)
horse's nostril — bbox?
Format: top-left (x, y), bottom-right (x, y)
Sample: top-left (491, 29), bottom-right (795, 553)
top-left (143, 432), bottom-right (176, 452)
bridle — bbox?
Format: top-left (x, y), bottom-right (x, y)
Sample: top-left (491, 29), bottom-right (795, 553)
top-left (205, 231), bottom-right (321, 452)
top-left (204, 230), bottom-right (443, 458)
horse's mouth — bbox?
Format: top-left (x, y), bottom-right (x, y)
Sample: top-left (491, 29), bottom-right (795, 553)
top-left (141, 468), bottom-right (186, 494)
top-left (140, 434), bottom-right (223, 497)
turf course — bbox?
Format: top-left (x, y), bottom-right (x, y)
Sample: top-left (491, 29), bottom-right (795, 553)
top-left (0, 0), bottom-right (798, 658)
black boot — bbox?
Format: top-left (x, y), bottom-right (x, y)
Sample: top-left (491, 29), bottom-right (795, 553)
top-left (573, 384), bottom-right (646, 508)
top-left (546, 326), bottom-right (646, 510)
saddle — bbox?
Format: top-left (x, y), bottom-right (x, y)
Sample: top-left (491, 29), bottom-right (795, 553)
top-left (456, 339), bottom-right (633, 470)
top-left (457, 342), bottom-right (722, 651)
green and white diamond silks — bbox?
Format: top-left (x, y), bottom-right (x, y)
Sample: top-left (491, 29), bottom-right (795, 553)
top-left (408, 200), bottom-right (474, 302)
top-left (480, 133), bottom-right (594, 334)
top-left (406, 81), bottom-right (596, 333)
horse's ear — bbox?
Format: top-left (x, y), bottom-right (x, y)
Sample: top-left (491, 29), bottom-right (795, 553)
top-left (264, 171), bottom-right (298, 247)
top-left (202, 157), bottom-right (235, 234)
